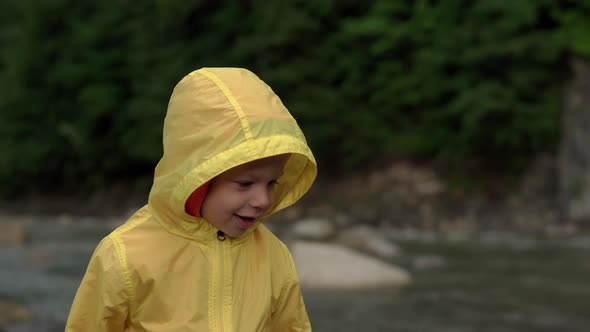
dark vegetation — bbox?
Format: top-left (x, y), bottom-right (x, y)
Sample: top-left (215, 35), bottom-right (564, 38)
top-left (1, 0), bottom-right (589, 196)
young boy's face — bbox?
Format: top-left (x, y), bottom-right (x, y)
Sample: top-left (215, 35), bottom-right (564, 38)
top-left (201, 154), bottom-right (290, 238)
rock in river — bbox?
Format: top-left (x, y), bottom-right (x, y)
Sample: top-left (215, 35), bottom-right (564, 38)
top-left (291, 241), bottom-right (411, 289)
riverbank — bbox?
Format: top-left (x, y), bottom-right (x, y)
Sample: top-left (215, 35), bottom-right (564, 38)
top-left (2, 155), bottom-right (587, 236)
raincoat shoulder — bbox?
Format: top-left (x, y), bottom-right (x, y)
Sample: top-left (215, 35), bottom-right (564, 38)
top-left (65, 232), bottom-right (130, 331)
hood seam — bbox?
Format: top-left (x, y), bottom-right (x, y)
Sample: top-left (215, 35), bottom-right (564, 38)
top-left (196, 68), bottom-right (258, 159)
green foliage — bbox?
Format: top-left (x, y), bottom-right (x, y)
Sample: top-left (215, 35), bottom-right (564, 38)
top-left (235, 0), bottom-right (566, 169)
top-left (0, 0), bottom-right (586, 194)
top-left (556, 0), bottom-right (590, 57)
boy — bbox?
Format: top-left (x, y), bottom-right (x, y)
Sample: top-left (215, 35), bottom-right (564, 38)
top-left (65, 68), bottom-right (317, 331)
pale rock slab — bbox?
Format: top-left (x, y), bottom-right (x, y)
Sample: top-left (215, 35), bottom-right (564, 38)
top-left (291, 241), bottom-right (411, 289)
top-left (337, 225), bottom-right (401, 259)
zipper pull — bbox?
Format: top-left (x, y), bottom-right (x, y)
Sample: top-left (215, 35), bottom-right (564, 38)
top-left (217, 230), bottom-right (226, 241)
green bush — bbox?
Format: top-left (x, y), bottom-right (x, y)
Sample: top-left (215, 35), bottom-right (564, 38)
top-left (0, 0), bottom-right (586, 195)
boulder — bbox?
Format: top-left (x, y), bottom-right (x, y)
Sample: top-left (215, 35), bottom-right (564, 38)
top-left (337, 225), bottom-right (401, 259)
top-left (291, 241), bottom-right (411, 289)
top-left (0, 222), bottom-right (29, 247)
top-left (0, 300), bottom-right (34, 324)
top-left (291, 218), bottom-right (335, 241)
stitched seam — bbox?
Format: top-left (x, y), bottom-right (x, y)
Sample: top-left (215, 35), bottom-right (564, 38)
top-left (208, 246), bottom-right (218, 331)
top-left (274, 243), bottom-right (295, 314)
top-left (110, 234), bottom-right (137, 316)
top-left (197, 69), bottom-right (257, 158)
top-left (115, 215), bottom-right (145, 234)
top-left (223, 249), bottom-right (234, 332)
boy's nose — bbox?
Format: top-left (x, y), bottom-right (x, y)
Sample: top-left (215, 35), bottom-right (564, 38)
top-left (249, 186), bottom-right (273, 210)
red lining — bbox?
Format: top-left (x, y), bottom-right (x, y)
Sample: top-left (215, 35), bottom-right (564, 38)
top-left (184, 182), bottom-right (211, 217)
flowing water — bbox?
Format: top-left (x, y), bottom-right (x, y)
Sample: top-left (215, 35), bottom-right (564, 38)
top-left (1, 221), bottom-right (589, 332)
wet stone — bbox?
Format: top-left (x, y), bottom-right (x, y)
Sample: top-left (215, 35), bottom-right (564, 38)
top-left (0, 223), bottom-right (29, 247)
top-left (0, 300), bottom-right (34, 325)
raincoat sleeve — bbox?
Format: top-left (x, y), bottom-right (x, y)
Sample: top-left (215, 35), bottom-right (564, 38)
top-left (271, 245), bottom-right (312, 332)
top-left (65, 236), bottom-right (129, 332)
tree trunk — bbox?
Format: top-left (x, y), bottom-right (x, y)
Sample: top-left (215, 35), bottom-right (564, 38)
top-left (559, 56), bottom-right (590, 224)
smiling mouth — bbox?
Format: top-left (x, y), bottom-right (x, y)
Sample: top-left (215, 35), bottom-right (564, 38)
top-left (235, 215), bottom-right (257, 228)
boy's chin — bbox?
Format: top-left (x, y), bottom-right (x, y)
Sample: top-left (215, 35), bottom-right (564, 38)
top-left (223, 227), bottom-right (248, 238)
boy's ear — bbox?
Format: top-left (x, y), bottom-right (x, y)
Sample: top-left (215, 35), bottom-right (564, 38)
top-left (185, 182), bottom-right (211, 217)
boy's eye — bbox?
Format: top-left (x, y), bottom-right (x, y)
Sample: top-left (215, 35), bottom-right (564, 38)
top-left (234, 179), bottom-right (279, 188)
top-left (235, 181), bottom-right (253, 187)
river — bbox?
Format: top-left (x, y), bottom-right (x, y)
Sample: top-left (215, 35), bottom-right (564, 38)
top-left (1, 220), bottom-right (589, 332)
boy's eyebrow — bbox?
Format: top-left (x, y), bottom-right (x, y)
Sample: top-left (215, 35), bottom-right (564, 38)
top-left (232, 170), bottom-right (284, 180)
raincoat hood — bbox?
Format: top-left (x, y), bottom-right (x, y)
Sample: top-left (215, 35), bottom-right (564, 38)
top-left (148, 68), bottom-right (317, 241)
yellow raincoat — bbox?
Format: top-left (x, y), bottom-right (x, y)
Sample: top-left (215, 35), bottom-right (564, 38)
top-left (65, 68), bottom-right (317, 332)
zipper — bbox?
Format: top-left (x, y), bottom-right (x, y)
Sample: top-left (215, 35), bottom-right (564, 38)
top-left (217, 230), bottom-right (225, 332)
